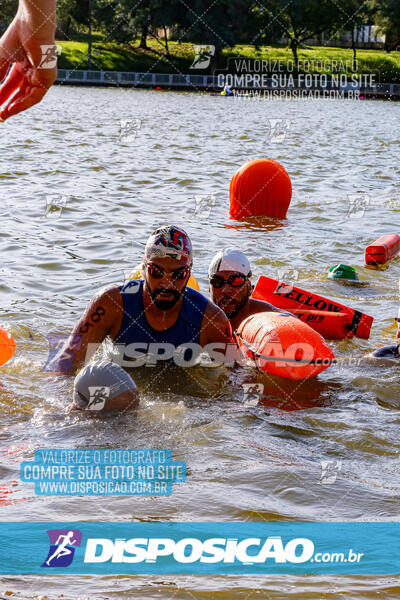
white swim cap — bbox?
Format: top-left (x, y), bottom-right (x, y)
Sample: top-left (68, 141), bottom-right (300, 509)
top-left (208, 248), bottom-right (251, 278)
top-left (144, 225), bottom-right (193, 266)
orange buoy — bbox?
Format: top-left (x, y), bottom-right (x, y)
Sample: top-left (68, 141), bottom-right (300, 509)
top-left (234, 312), bottom-right (335, 381)
top-left (0, 328), bottom-right (16, 366)
top-left (252, 276), bottom-right (374, 339)
top-left (254, 303), bottom-right (355, 340)
top-left (289, 309), bottom-right (351, 340)
top-left (229, 158), bottom-right (292, 219)
top-left (365, 234), bottom-right (400, 266)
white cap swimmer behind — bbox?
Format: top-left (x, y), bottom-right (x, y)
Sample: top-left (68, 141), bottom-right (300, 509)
top-left (145, 225), bottom-right (193, 266)
top-left (73, 361), bottom-right (138, 411)
top-left (208, 248), bottom-right (251, 278)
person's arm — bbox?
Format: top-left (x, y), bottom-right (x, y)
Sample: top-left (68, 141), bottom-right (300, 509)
top-left (200, 301), bottom-right (233, 346)
top-left (0, 0), bottom-right (57, 122)
top-left (18, 0), bottom-right (56, 34)
top-left (200, 302), bottom-right (241, 367)
top-left (48, 286), bottom-right (123, 375)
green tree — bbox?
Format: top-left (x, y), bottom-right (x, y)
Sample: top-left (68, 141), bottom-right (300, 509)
top-left (336, 0), bottom-right (376, 71)
top-left (133, 1), bottom-right (181, 55)
top-left (95, 0), bottom-right (178, 54)
top-left (57, 0), bottom-right (87, 39)
top-left (0, 1), bottom-right (18, 34)
top-left (177, 0), bottom-right (257, 69)
top-left (372, 0), bottom-right (400, 51)
top-left (254, 0), bottom-right (350, 68)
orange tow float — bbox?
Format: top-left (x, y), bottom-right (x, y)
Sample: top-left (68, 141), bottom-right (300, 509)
top-left (235, 312), bottom-right (335, 381)
top-left (252, 275), bottom-right (374, 340)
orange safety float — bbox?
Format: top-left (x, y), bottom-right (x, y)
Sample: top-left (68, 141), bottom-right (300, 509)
top-left (252, 276), bottom-right (374, 340)
top-left (0, 328), bottom-right (16, 366)
top-left (234, 312), bottom-right (335, 381)
top-left (365, 234), bottom-right (400, 266)
top-left (229, 158), bottom-right (292, 219)
top-left (288, 309), bottom-right (350, 340)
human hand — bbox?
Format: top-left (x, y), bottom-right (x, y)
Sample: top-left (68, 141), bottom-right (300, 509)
top-left (0, 1), bottom-right (57, 122)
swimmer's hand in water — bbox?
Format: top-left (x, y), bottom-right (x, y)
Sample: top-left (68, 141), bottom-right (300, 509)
top-left (0, 0), bottom-right (56, 122)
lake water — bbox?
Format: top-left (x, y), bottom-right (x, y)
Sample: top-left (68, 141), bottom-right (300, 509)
top-left (1, 86), bottom-right (400, 599)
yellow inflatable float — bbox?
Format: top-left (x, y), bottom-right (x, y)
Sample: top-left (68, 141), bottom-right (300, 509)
top-left (127, 264), bottom-right (200, 291)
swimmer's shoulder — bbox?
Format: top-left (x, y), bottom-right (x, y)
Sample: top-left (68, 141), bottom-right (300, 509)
top-left (90, 283), bottom-right (124, 308)
top-left (85, 284), bottom-right (125, 338)
top-left (201, 300), bottom-right (232, 344)
top-left (248, 297), bottom-right (281, 313)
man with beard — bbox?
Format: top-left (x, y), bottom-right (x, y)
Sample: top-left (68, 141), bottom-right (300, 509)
top-left (50, 226), bottom-right (232, 376)
top-left (208, 248), bottom-right (282, 332)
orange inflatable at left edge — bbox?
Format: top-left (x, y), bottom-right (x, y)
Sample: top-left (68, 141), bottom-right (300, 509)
top-left (234, 312), bottom-right (335, 381)
top-left (229, 158), bottom-right (292, 219)
top-left (0, 328), bottom-right (16, 366)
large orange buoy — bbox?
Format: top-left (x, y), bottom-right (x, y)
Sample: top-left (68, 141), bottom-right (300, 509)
top-left (234, 312), bottom-right (335, 381)
top-left (229, 159), bottom-right (292, 219)
top-left (365, 234), bottom-right (400, 266)
top-left (252, 275), bottom-right (374, 339)
top-left (0, 328), bottom-right (16, 366)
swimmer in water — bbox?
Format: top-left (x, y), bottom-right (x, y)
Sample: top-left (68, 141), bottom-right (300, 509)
top-left (221, 84), bottom-right (234, 96)
top-left (208, 248), bottom-right (285, 331)
top-left (369, 311), bottom-right (400, 360)
top-left (50, 226), bottom-right (231, 375)
top-left (72, 361), bottom-right (139, 412)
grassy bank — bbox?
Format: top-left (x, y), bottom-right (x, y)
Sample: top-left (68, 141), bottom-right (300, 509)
top-left (57, 38), bottom-right (400, 83)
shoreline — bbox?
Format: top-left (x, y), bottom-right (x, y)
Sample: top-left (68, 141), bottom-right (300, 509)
top-left (55, 69), bottom-right (400, 100)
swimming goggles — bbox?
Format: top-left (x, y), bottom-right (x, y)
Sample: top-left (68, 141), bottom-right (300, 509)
top-left (210, 274), bottom-right (248, 288)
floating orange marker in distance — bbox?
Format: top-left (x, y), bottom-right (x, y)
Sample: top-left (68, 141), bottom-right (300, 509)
top-left (0, 328), bottom-right (16, 366)
top-left (234, 312), bottom-right (335, 381)
top-left (365, 234), bottom-right (400, 266)
top-left (229, 158), bottom-right (292, 219)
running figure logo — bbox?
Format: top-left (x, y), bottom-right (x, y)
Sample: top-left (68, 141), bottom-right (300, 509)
top-left (39, 45), bottom-right (59, 69)
top-left (119, 119), bottom-right (141, 144)
top-left (194, 194), bottom-right (215, 218)
top-left (268, 119), bottom-right (291, 143)
top-left (346, 193), bottom-right (370, 219)
top-left (45, 194), bottom-right (68, 218)
top-left (319, 460), bottom-right (342, 485)
top-left (276, 268), bottom-right (299, 294)
top-left (242, 383), bottom-right (264, 406)
top-left (42, 529), bottom-right (82, 567)
top-left (88, 386), bottom-right (110, 410)
top-left (190, 45), bottom-right (215, 69)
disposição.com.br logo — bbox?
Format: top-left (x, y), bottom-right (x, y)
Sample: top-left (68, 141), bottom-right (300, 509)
top-left (41, 529), bottom-right (82, 567)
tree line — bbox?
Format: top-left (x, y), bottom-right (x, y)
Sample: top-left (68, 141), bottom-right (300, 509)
top-left (1, 0), bottom-right (400, 65)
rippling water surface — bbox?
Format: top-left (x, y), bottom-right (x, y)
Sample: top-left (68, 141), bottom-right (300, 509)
top-left (1, 87), bottom-right (400, 599)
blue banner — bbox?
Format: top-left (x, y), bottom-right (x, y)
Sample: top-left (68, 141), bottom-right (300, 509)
top-left (0, 522), bottom-right (399, 574)
top-left (20, 449), bottom-right (186, 496)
